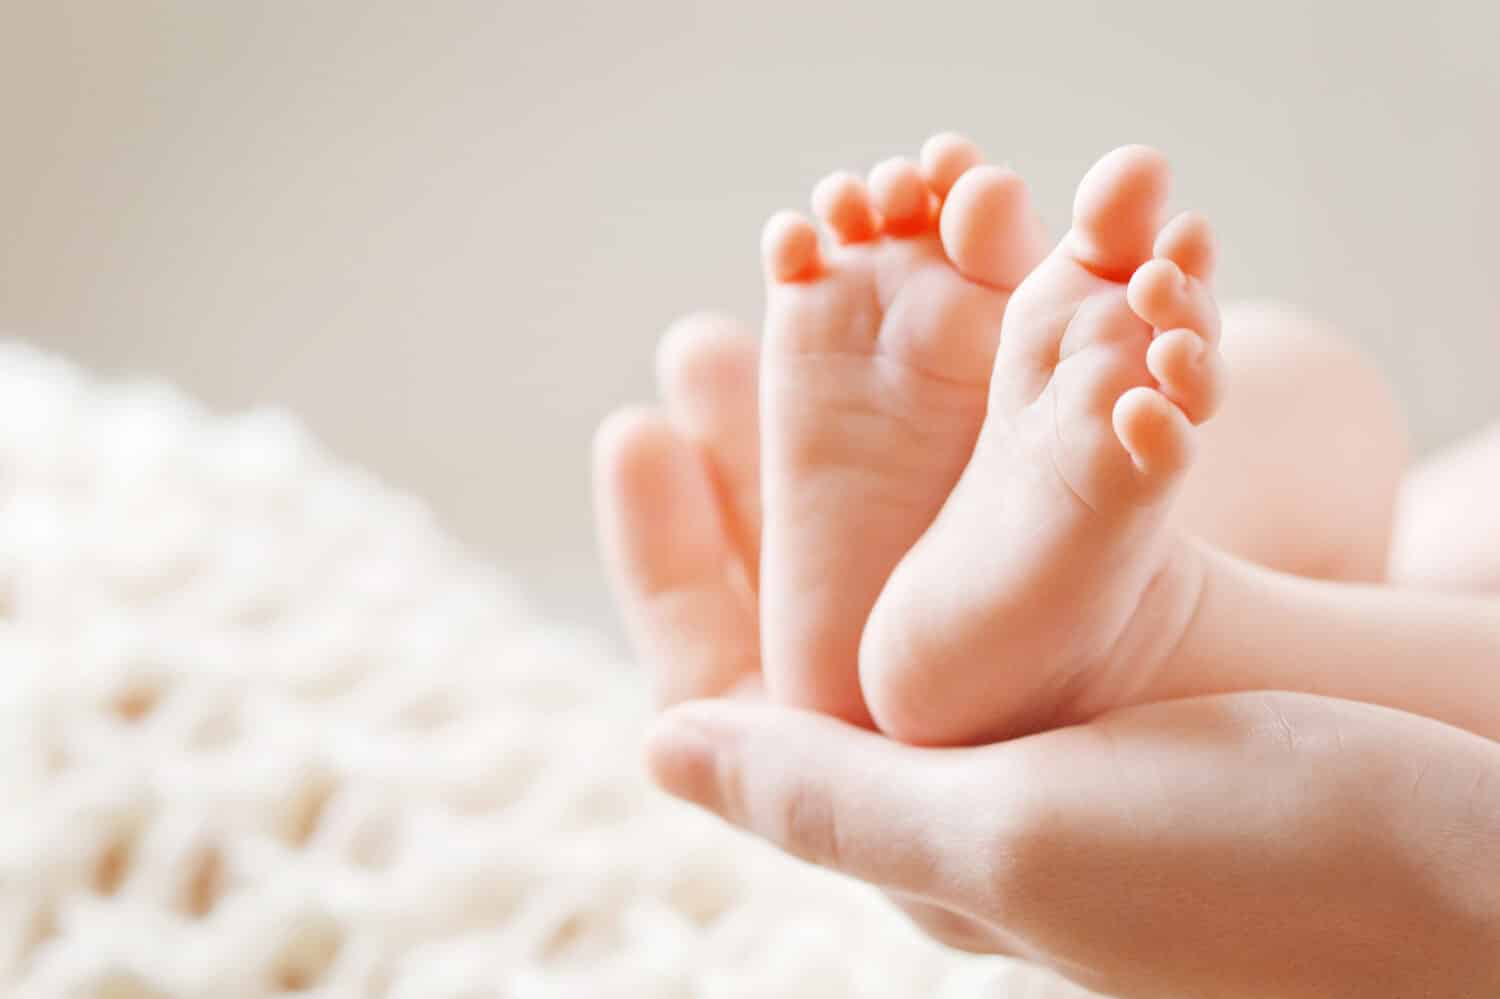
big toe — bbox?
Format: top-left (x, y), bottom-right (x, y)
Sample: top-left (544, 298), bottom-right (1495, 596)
top-left (940, 165), bottom-right (1049, 289)
top-left (1067, 145), bottom-right (1172, 281)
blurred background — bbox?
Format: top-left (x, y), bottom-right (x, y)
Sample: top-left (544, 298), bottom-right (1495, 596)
top-left (3, 0), bottom-right (1497, 630)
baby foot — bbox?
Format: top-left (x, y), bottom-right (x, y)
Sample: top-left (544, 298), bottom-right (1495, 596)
top-left (862, 146), bottom-right (1225, 744)
top-left (759, 134), bottom-right (1050, 724)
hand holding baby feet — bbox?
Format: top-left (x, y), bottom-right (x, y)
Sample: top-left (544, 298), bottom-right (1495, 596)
top-left (758, 134), bottom-right (1050, 724)
top-left (862, 145), bottom-right (1225, 744)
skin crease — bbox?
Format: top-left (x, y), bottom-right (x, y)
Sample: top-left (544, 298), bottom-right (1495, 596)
top-left (593, 301), bottom-right (1500, 996)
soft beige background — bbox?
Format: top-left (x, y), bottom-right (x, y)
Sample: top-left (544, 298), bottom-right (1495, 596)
top-left (3, 1), bottom-right (1497, 628)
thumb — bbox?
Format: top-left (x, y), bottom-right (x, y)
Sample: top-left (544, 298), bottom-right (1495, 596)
top-left (644, 699), bottom-right (1006, 911)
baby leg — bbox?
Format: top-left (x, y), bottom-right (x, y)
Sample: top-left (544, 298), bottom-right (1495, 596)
top-left (1390, 424), bottom-right (1500, 593)
top-left (1175, 302), bottom-right (1408, 583)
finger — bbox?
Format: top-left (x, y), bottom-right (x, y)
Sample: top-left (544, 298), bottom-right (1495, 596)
top-left (592, 407), bottom-right (759, 704)
top-left (644, 698), bottom-right (1006, 913)
top-left (655, 311), bottom-right (763, 583)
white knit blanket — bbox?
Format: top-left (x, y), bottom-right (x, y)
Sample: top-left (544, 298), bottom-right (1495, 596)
top-left (0, 343), bottom-right (1091, 997)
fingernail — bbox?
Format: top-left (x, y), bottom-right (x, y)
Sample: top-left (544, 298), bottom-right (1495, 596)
top-left (644, 713), bottom-right (724, 814)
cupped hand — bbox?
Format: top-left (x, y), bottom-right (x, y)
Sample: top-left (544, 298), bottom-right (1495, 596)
top-left (594, 313), bottom-right (1500, 997)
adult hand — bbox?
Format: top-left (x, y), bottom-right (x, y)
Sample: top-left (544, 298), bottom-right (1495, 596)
top-left (594, 314), bottom-right (1500, 997)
